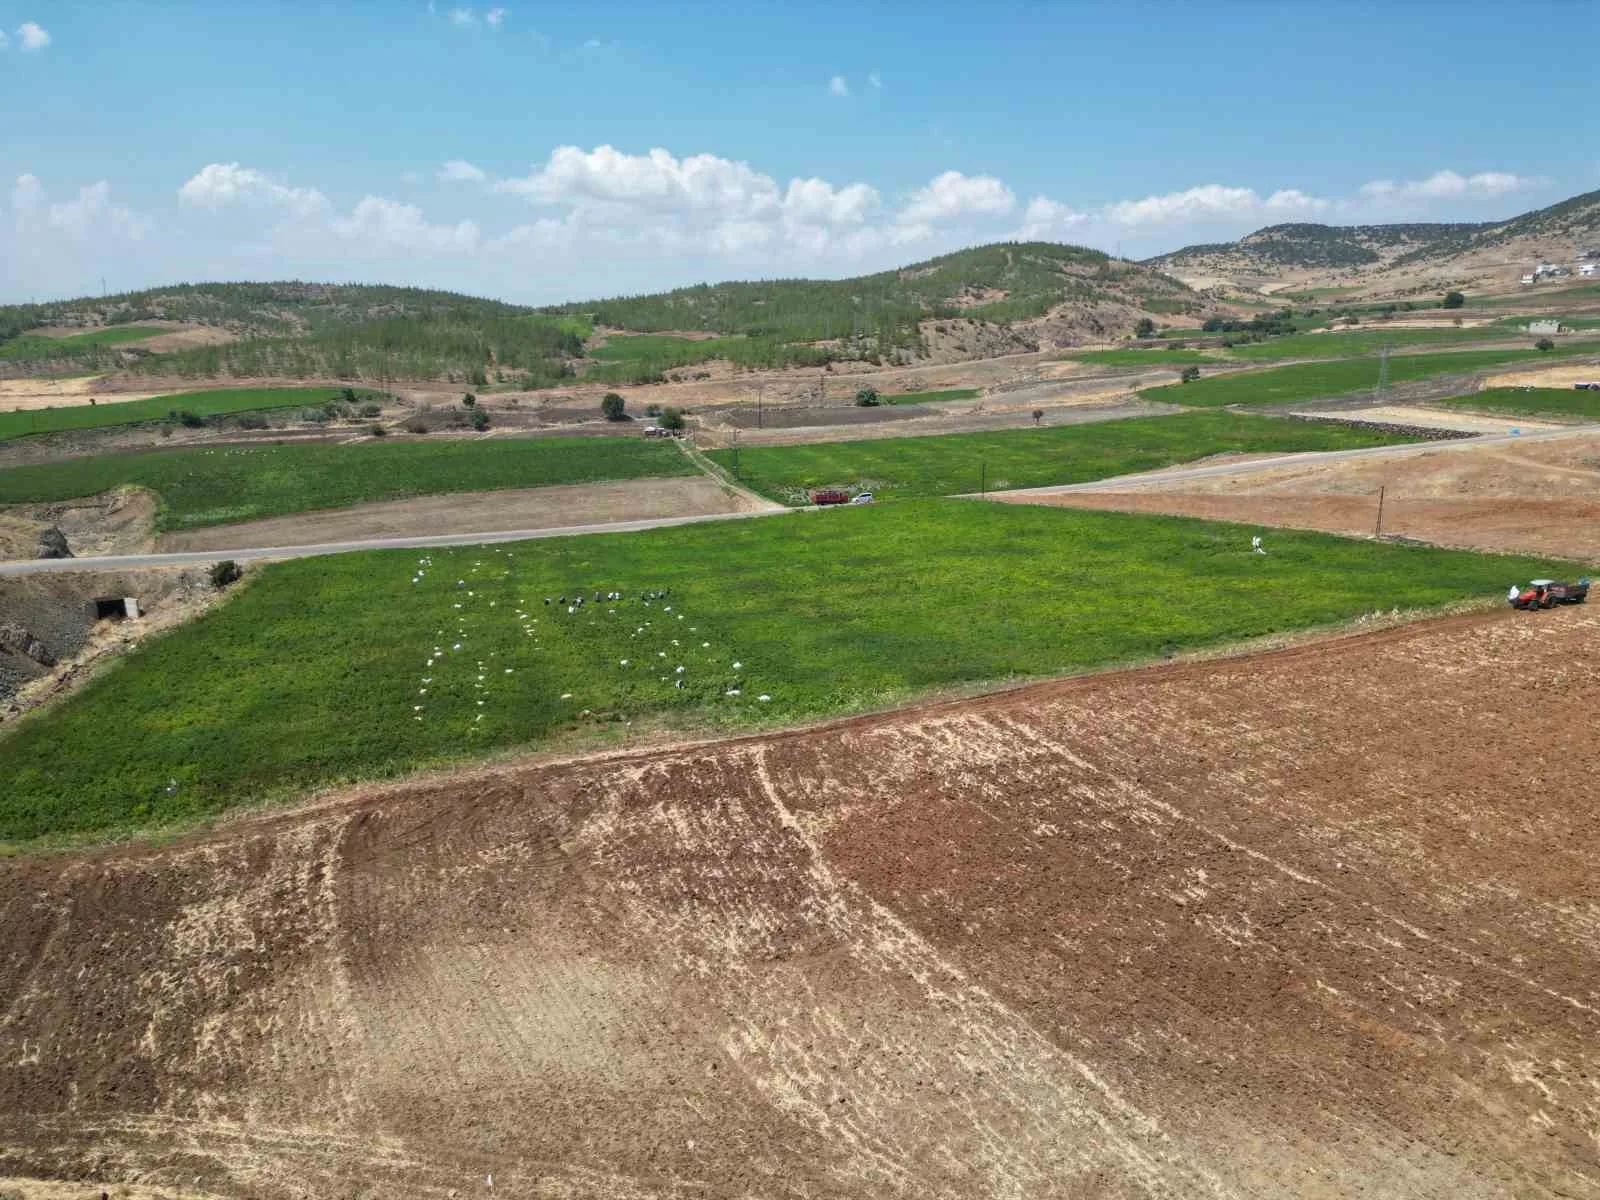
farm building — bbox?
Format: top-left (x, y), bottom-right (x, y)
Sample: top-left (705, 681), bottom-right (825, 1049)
top-left (1527, 319), bottom-right (1563, 335)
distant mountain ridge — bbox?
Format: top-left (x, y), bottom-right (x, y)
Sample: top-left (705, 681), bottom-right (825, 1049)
top-left (1147, 187), bottom-right (1600, 286)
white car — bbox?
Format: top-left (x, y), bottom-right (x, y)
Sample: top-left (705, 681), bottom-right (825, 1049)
top-left (850, 492), bottom-right (875, 505)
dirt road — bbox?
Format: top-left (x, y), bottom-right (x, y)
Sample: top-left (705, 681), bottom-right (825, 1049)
top-left (157, 476), bottom-right (776, 553)
top-left (3, 609), bottom-right (1598, 1197)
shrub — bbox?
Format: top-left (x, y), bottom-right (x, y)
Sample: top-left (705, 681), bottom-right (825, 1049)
top-left (1536, 338), bottom-right (1556, 352)
top-left (1031, 409), bottom-right (1044, 425)
top-left (645, 403), bottom-right (662, 417)
top-left (658, 406), bottom-right (685, 431)
top-left (299, 408), bottom-right (330, 424)
top-left (468, 368), bottom-right (488, 387)
top-left (235, 412), bottom-right (270, 430)
top-left (209, 560), bottom-right (242, 589)
top-left (462, 392), bottom-right (476, 408)
top-left (600, 392), bottom-right (627, 421)
top-left (402, 418), bottom-right (429, 434)
top-left (340, 387), bottom-right (359, 404)
top-left (1180, 366), bottom-right (1202, 383)
top-left (1442, 291), bottom-right (1465, 309)
top-left (855, 387), bottom-right (881, 407)
top-left (470, 409), bottom-right (491, 431)
top-left (369, 423), bottom-right (388, 437)
top-left (177, 410), bottom-right (206, 428)
top-left (1134, 317), bottom-right (1156, 338)
top-left (359, 402), bottom-right (382, 417)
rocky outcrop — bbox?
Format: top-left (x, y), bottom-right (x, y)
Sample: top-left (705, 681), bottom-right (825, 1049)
top-left (36, 526), bottom-right (73, 559)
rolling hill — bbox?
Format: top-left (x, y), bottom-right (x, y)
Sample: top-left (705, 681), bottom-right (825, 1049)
top-left (1149, 187), bottom-right (1600, 297)
top-left (0, 244), bottom-right (1199, 385)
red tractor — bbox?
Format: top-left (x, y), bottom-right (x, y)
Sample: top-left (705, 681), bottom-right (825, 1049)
top-left (1509, 578), bottom-right (1590, 610)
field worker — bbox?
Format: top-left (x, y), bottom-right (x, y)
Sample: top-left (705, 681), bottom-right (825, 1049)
top-left (1251, 535), bottom-right (1265, 555)
top-left (1508, 584), bottom-right (1520, 604)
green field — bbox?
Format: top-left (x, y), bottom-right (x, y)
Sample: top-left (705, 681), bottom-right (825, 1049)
top-left (0, 387), bottom-right (368, 442)
top-left (1439, 387), bottom-right (1600, 419)
top-left (0, 325), bottom-right (165, 362)
top-left (1225, 327), bottom-right (1525, 360)
top-left (708, 411), bottom-right (1419, 503)
top-left (1145, 344), bottom-right (1600, 408)
top-left (1066, 349), bottom-right (1215, 365)
top-left (0, 499), bottom-right (1578, 846)
top-left (882, 388), bottom-right (982, 405)
top-left (0, 435), bottom-right (696, 531)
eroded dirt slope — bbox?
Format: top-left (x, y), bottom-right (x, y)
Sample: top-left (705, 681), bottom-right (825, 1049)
top-left (2, 610), bottom-right (1598, 1198)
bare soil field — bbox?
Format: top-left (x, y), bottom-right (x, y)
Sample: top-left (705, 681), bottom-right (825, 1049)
top-left (3, 610), bottom-right (1599, 1198)
top-left (0, 488), bottom-right (156, 561)
top-left (1005, 430), bottom-right (1600, 560)
top-left (1485, 363), bottom-right (1600, 389)
top-left (158, 476), bottom-right (775, 552)
top-left (0, 375), bottom-right (166, 412)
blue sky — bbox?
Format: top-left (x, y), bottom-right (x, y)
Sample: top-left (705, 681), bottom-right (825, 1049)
top-left (2, 0), bottom-right (1596, 304)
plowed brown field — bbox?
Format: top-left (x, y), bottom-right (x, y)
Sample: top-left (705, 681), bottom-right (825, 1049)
top-left (3, 609), bottom-right (1599, 1199)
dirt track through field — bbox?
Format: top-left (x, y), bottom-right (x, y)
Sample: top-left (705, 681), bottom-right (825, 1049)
top-left (3, 610), bottom-right (1599, 1198)
top-left (156, 476), bottom-right (774, 552)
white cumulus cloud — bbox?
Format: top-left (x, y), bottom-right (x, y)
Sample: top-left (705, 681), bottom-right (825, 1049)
top-left (486, 7), bottom-right (507, 27)
top-left (449, 7), bottom-right (476, 26)
top-left (1360, 169), bottom-right (1540, 201)
top-left (868, 70), bottom-right (882, 90)
top-left (898, 171), bottom-right (1015, 225)
top-left (17, 21), bottom-right (50, 51)
top-left (178, 163), bottom-right (329, 217)
top-left (1104, 184), bottom-right (1262, 227)
top-left (829, 75), bottom-right (849, 97)
top-left (332, 196), bottom-right (480, 253)
top-left (438, 159), bottom-right (487, 183)
top-left (1016, 196), bottom-right (1087, 239)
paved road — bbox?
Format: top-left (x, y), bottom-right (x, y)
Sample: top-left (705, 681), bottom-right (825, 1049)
top-left (0, 507), bottom-right (793, 577)
top-left (979, 423), bottom-right (1600, 500)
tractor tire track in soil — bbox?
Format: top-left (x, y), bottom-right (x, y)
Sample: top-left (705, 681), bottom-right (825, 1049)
top-left (2, 609), bottom-right (1598, 1197)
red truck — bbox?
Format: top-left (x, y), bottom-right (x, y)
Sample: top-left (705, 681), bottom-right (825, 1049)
top-left (810, 489), bottom-right (851, 506)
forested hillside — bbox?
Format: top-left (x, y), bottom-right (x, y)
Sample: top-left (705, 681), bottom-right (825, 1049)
top-left (0, 242), bottom-right (1197, 384)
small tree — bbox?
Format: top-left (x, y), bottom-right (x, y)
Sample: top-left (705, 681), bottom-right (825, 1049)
top-left (1134, 317), bottom-right (1156, 338)
top-left (1536, 337), bottom-right (1556, 352)
top-left (658, 406), bottom-right (685, 432)
top-left (1180, 366), bottom-right (1202, 383)
top-left (462, 392), bottom-right (476, 408)
top-left (340, 387), bottom-right (359, 404)
top-left (854, 386), bottom-right (880, 407)
top-left (369, 423), bottom-right (388, 437)
top-left (210, 560), bottom-right (242, 589)
top-left (1442, 291), bottom-right (1466, 309)
top-left (1032, 409), bottom-right (1044, 425)
top-left (600, 392), bottom-right (627, 421)
top-left (470, 408), bottom-right (491, 430)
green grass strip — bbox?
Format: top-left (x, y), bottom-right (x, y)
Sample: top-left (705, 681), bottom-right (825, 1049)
top-left (1438, 386), bottom-right (1600, 419)
top-left (0, 434), bottom-right (697, 531)
top-left (0, 387), bottom-right (370, 441)
top-left (1145, 344), bottom-right (1600, 408)
top-left (707, 410), bottom-right (1420, 504)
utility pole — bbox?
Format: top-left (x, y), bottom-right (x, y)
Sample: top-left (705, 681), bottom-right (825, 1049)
top-left (731, 428), bottom-right (741, 478)
top-left (980, 460), bottom-right (986, 496)
top-left (1374, 485), bottom-right (1387, 538)
top-left (756, 386), bottom-right (763, 429)
top-left (1374, 342), bottom-right (1390, 398)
